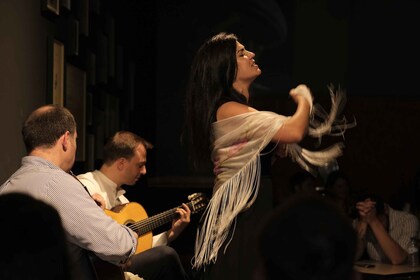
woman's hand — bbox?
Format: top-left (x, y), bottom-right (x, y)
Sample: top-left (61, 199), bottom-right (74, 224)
top-left (289, 84), bottom-right (313, 111)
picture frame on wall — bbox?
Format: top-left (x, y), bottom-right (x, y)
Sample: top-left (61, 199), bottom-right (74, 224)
top-left (47, 38), bottom-right (65, 106)
top-left (66, 63), bottom-right (86, 162)
top-left (42, 0), bottom-right (60, 16)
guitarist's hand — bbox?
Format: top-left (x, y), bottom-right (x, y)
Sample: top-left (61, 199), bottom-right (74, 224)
top-left (91, 193), bottom-right (106, 210)
top-left (167, 203), bottom-right (191, 243)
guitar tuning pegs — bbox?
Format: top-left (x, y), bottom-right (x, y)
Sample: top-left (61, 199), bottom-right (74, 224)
top-left (187, 192), bottom-right (209, 214)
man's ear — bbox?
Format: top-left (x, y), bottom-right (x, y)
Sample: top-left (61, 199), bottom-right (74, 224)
top-left (61, 131), bottom-right (71, 151)
top-left (116, 158), bottom-right (126, 170)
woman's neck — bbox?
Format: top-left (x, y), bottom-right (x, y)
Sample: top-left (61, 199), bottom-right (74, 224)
top-left (233, 83), bottom-right (250, 101)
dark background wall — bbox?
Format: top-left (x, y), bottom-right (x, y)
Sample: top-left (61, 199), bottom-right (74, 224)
top-left (151, 0), bottom-right (420, 204)
top-left (1, 0), bottom-right (420, 232)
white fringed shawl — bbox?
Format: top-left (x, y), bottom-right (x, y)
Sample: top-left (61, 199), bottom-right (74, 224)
top-left (192, 88), bottom-right (355, 269)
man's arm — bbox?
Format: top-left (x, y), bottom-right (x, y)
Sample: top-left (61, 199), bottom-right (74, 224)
top-left (358, 200), bottom-right (407, 264)
top-left (368, 216), bottom-right (408, 264)
top-left (49, 174), bottom-right (137, 265)
top-left (353, 219), bottom-right (368, 260)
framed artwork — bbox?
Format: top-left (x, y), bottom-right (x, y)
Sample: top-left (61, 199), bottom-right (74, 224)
top-left (67, 17), bottom-right (79, 56)
top-left (66, 63), bottom-right (86, 161)
top-left (47, 38), bottom-right (64, 106)
top-left (42, 0), bottom-right (60, 16)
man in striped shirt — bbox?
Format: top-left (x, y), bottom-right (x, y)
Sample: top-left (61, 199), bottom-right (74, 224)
top-left (0, 105), bottom-right (138, 280)
top-left (353, 193), bottom-right (419, 264)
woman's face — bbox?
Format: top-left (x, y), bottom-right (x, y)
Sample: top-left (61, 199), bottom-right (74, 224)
top-left (234, 41), bottom-right (261, 85)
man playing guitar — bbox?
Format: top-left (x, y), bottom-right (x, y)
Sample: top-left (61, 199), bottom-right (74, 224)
top-left (77, 131), bottom-right (191, 280)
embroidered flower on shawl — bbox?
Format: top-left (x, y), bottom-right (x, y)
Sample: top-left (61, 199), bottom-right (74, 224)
top-left (213, 158), bottom-right (222, 175)
top-left (227, 138), bottom-right (248, 157)
top-left (213, 138), bottom-right (248, 175)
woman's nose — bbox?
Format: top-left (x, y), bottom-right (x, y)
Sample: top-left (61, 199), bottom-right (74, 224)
top-left (246, 50), bottom-right (255, 59)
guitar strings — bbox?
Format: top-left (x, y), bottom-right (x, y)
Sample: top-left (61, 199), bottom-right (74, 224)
top-left (129, 203), bottom-right (191, 235)
top-left (128, 199), bottom-right (206, 235)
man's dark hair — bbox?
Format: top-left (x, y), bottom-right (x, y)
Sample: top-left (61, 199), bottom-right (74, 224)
top-left (103, 131), bottom-right (153, 163)
top-left (22, 105), bottom-right (76, 153)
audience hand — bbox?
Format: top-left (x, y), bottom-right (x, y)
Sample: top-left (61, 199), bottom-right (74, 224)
top-left (356, 199), bottom-right (377, 224)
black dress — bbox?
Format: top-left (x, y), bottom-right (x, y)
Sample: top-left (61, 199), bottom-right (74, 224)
top-left (194, 178), bottom-right (273, 280)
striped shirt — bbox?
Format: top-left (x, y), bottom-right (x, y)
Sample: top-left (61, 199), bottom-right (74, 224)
top-left (364, 207), bottom-right (419, 263)
top-left (0, 156), bottom-right (137, 280)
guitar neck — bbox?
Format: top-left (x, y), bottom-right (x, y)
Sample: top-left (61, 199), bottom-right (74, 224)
top-left (128, 201), bottom-right (193, 236)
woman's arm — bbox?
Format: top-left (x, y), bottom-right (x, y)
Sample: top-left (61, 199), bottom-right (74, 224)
top-left (271, 84), bottom-right (311, 144)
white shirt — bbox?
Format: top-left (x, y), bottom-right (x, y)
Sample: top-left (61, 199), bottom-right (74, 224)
top-left (77, 170), bottom-right (168, 247)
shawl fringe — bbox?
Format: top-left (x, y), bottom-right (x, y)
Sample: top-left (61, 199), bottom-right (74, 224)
top-left (192, 85), bottom-right (356, 269)
top-left (192, 155), bottom-right (261, 269)
top-left (286, 85), bottom-right (356, 175)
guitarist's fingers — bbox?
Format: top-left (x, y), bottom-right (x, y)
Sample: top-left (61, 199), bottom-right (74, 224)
top-left (91, 193), bottom-right (106, 210)
top-left (182, 203), bottom-right (191, 215)
top-left (179, 203), bottom-right (191, 222)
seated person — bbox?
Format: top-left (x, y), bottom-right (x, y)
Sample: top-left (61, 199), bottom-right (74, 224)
top-left (0, 192), bottom-right (71, 280)
top-left (77, 131), bottom-right (191, 280)
top-left (256, 193), bottom-right (360, 280)
top-left (324, 170), bottom-right (352, 217)
top-left (353, 193), bottom-right (419, 264)
top-left (0, 105), bottom-right (138, 280)
top-left (289, 170), bottom-right (318, 195)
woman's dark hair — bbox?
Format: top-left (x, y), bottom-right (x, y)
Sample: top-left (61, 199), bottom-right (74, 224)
top-left (183, 32), bottom-right (248, 168)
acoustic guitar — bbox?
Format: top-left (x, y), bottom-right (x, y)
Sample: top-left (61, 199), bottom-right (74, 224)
top-left (89, 192), bottom-right (208, 280)
top-left (105, 192), bottom-right (208, 254)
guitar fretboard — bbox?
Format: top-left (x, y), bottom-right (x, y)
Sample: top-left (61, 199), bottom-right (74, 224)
top-left (128, 201), bottom-right (194, 236)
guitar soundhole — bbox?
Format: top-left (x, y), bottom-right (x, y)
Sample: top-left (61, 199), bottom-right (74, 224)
top-left (124, 220), bottom-right (135, 227)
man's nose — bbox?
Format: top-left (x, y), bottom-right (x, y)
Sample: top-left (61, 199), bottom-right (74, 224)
top-left (140, 166), bottom-right (147, 174)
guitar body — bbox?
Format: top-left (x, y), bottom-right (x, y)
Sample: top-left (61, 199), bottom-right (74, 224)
top-left (105, 202), bottom-right (153, 255)
top-left (90, 193), bottom-right (208, 279)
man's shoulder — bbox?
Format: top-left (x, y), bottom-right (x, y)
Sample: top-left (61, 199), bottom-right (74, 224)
top-left (390, 208), bottom-right (419, 225)
top-left (77, 171), bottom-right (95, 181)
top-left (76, 170), bottom-right (104, 192)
